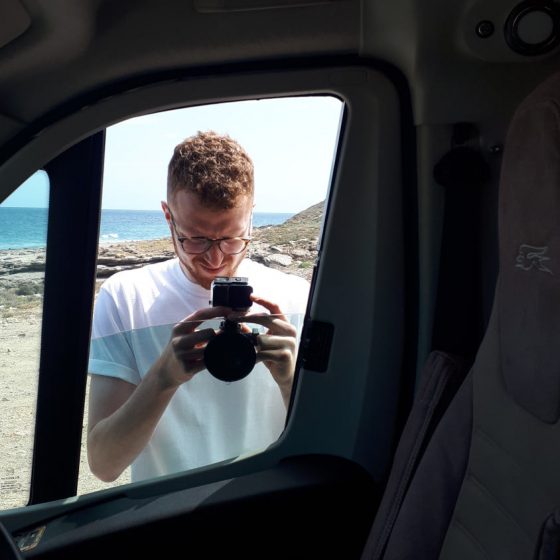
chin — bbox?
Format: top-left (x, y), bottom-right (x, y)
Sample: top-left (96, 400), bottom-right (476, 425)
top-left (195, 267), bottom-right (232, 289)
top-left (180, 257), bottom-right (242, 289)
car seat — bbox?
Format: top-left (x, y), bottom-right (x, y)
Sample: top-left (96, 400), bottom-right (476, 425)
top-left (362, 70), bottom-right (560, 559)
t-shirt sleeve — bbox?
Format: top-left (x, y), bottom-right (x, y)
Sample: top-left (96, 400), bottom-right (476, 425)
top-left (88, 283), bottom-right (141, 386)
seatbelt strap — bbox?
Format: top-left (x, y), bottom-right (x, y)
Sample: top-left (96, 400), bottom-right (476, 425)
top-left (432, 139), bottom-right (491, 365)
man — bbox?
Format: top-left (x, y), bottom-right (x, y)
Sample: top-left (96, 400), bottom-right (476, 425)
top-left (87, 131), bottom-right (310, 483)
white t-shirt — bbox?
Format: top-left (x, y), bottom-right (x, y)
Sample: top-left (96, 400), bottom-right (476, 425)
top-left (89, 258), bottom-right (309, 481)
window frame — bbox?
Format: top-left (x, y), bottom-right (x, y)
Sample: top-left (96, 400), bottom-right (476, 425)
top-left (0, 60), bottom-right (413, 511)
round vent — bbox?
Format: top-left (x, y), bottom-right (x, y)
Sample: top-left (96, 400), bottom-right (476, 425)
top-left (505, 0), bottom-right (560, 55)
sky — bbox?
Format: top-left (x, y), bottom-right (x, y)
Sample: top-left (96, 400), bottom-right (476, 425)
top-left (2, 96), bottom-right (343, 214)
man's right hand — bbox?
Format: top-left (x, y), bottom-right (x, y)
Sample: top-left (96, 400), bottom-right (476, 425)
top-left (156, 305), bottom-right (232, 388)
top-left (88, 305), bottom-right (232, 482)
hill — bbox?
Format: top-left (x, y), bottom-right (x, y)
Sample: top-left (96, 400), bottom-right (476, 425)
top-left (248, 200), bottom-right (324, 279)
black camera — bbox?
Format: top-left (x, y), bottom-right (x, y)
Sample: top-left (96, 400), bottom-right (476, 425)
top-left (209, 276), bottom-right (253, 311)
top-left (204, 319), bottom-right (258, 382)
top-left (204, 277), bottom-right (258, 382)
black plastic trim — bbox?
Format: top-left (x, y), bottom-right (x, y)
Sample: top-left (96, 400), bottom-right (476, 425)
top-left (24, 455), bottom-right (379, 560)
top-left (29, 132), bottom-right (105, 504)
top-left (301, 320), bottom-right (334, 372)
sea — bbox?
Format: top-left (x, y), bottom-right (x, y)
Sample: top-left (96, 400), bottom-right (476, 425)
top-left (0, 207), bottom-right (294, 250)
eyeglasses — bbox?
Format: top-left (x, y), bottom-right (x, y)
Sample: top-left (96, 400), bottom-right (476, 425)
top-left (168, 209), bottom-right (251, 255)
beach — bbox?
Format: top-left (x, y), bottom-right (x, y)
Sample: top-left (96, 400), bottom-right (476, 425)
top-left (0, 213), bottom-right (319, 509)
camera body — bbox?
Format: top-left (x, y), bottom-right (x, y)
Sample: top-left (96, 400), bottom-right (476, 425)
top-left (210, 276), bottom-right (253, 311)
top-left (205, 276), bottom-right (257, 382)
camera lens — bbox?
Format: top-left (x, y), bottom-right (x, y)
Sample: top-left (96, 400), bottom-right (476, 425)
top-left (204, 321), bottom-right (257, 382)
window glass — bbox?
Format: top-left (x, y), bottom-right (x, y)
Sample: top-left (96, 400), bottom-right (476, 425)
top-left (79, 96), bottom-right (342, 493)
top-left (0, 170), bottom-right (49, 510)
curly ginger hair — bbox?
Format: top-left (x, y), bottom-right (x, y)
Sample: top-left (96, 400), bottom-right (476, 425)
top-left (167, 130), bottom-right (254, 209)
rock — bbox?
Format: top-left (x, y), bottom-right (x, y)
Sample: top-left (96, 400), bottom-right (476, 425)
top-left (264, 254), bottom-right (293, 267)
top-left (95, 240), bottom-right (175, 278)
top-left (96, 264), bottom-right (144, 278)
top-left (96, 256), bottom-right (143, 266)
top-left (290, 248), bottom-right (310, 258)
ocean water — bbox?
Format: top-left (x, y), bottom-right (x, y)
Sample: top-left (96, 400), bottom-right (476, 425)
top-left (0, 207), bottom-right (294, 250)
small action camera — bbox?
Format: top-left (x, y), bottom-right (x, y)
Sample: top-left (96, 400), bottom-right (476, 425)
top-left (210, 276), bottom-right (253, 311)
top-left (206, 276), bottom-right (256, 381)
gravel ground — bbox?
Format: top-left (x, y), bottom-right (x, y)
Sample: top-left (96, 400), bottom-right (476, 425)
top-left (0, 305), bottom-right (130, 510)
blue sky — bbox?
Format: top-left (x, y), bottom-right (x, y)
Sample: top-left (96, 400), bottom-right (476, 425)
top-left (2, 97), bottom-right (342, 213)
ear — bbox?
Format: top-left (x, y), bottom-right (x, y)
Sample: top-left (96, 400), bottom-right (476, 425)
top-left (161, 200), bottom-right (171, 222)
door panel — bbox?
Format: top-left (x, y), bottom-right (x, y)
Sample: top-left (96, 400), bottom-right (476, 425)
top-left (0, 62), bottom-right (410, 559)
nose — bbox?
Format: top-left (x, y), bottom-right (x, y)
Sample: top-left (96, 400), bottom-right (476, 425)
top-left (204, 242), bottom-right (224, 267)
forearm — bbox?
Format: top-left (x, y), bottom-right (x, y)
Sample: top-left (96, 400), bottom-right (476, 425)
top-left (88, 368), bottom-right (178, 482)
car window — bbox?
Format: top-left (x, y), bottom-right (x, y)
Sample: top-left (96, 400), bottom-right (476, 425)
top-left (78, 96), bottom-right (343, 493)
top-left (0, 170), bottom-right (49, 510)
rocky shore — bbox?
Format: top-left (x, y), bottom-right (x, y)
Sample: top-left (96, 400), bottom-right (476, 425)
top-left (0, 201), bottom-right (322, 313)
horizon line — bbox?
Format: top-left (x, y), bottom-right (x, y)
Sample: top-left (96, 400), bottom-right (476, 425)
top-left (0, 205), bottom-right (298, 214)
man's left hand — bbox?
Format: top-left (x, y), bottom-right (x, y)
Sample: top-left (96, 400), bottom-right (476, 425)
top-left (230, 295), bottom-right (297, 407)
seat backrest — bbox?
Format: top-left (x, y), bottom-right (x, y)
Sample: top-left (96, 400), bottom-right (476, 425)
top-left (363, 70), bottom-right (560, 560)
top-left (361, 350), bottom-right (470, 560)
top-left (439, 69), bottom-right (560, 560)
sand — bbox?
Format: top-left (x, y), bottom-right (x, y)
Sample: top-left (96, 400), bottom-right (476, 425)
top-left (0, 312), bottom-right (131, 510)
top-left (0, 299), bottom-right (130, 510)
top-left (0, 245), bottom-right (135, 510)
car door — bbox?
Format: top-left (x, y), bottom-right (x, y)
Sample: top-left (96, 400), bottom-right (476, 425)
top-left (0, 62), bottom-right (412, 558)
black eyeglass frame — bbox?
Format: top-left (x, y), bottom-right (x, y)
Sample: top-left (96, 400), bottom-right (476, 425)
top-left (168, 209), bottom-right (252, 255)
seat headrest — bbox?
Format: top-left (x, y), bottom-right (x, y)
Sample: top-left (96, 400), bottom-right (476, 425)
top-left (499, 71), bottom-right (560, 423)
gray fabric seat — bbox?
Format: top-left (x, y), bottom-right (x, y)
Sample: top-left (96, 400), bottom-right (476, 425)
top-left (363, 70), bottom-right (560, 560)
